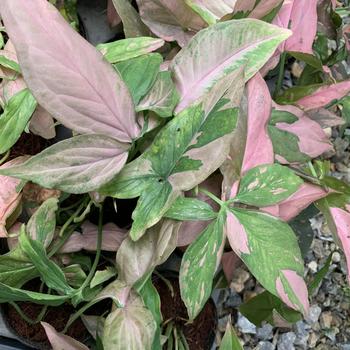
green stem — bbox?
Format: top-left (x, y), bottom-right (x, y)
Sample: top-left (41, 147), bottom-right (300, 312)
top-left (274, 52), bottom-right (287, 99)
top-left (198, 188), bottom-right (224, 207)
top-left (79, 203), bottom-right (103, 291)
top-left (58, 197), bottom-right (89, 237)
top-left (73, 199), bottom-right (93, 223)
top-left (308, 161), bottom-right (318, 178)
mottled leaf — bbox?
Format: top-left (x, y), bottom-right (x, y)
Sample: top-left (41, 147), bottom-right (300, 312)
top-left (90, 267), bottom-right (117, 289)
top-left (226, 209), bottom-right (309, 314)
top-left (102, 292), bottom-right (156, 350)
top-left (180, 211), bottom-right (226, 320)
top-left (19, 228), bottom-right (74, 295)
top-left (185, 0), bottom-right (236, 25)
top-left (26, 198), bottom-right (58, 248)
top-left (0, 134), bottom-right (129, 194)
top-left (117, 220), bottom-right (180, 285)
top-left (235, 164), bottom-right (303, 206)
top-left (0, 88), bottom-right (37, 154)
top-left (136, 71), bottom-right (179, 118)
top-left (97, 37), bottom-right (164, 63)
top-left (0, 0), bottom-right (139, 142)
top-left (171, 19), bottom-right (291, 112)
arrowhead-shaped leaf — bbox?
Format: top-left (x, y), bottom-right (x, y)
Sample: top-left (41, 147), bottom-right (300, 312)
top-left (235, 164), bottom-right (303, 207)
top-left (0, 134), bottom-right (129, 194)
top-left (171, 19), bottom-right (291, 112)
top-left (180, 211), bottom-right (226, 320)
top-left (42, 322), bottom-right (89, 350)
top-left (219, 320), bottom-right (243, 350)
top-left (0, 0), bottom-right (139, 142)
top-left (226, 208), bottom-right (309, 315)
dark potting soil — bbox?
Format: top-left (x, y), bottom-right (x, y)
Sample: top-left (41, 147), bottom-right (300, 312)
top-left (4, 302), bottom-right (87, 347)
top-left (154, 277), bottom-right (217, 350)
top-left (9, 133), bottom-right (52, 161)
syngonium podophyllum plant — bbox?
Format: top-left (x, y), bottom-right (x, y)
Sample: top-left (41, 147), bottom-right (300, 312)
top-left (0, 0), bottom-right (350, 348)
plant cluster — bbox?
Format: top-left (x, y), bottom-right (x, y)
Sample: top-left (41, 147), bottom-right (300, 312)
top-left (0, 0), bottom-right (349, 349)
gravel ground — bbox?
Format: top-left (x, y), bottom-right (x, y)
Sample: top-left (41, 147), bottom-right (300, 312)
top-left (212, 134), bottom-right (350, 349)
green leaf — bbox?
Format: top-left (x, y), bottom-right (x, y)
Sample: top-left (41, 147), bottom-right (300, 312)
top-left (308, 254), bottom-right (332, 293)
top-left (0, 88), bottom-right (37, 154)
top-left (268, 125), bottom-right (310, 163)
top-left (219, 320), bottom-right (243, 350)
top-left (227, 209), bottom-right (308, 314)
top-left (136, 71), bottom-right (179, 118)
top-left (115, 53), bottom-right (162, 105)
top-left (19, 229), bottom-right (75, 295)
top-left (90, 267), bottom-right (116, 289)
top-left (269, 109), bottom-right (298, 125)
top-left (102, 292), bottom-right (156, 350)
top-left (0, 282), bottom-right (69, 306)
top-left (0, 54), bottom-right (21, 72)
top-left (165, 197), bottom-right (217, 221)
top-left (239, 291), bottom-right (301, 327)
top-left (235, 164), bottom-right (303, 206)
top-left (138, 276), bottom-right (162, 350)
top-left (287, 51), bottom-right (324, 71)
top-left (97, 37), bottom-right (164, 63)
top-left (275, 84), bottom-right (324, 105)
top-left (26, 198), bottom-right (58, 248)
top-left (0, 32), bottom-right (4, 49)
top-left (0, 246), bottom-right (37, 288)
top-left (63, 264), bottom-right (87, 289)
top-left (180, 211), bottom-right (226, 320)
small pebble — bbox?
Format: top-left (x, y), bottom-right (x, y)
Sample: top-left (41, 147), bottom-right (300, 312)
top-left (332, 252), bottom-right (341, 263)
top-left (306, 305), bottom-right (322, 325)
top-left (255, 341), bottom-right (275, 350)
top-left (277, 332), bottom-right (296, 350)
top-left (308, 261), bottom-right (318, 273)
top-left (256, 323), bottom-right (273, 340)
top-left (237, 314), bottom-right (257, 334)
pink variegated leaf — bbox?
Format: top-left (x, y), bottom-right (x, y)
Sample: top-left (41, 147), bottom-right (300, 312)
top-left (0, 0), bottom-right (139, 142)
top-left (60, 222), bottom-right (127, 253)
top-left (136, 0), bottom-right (206, 47)
top-left (329, 207), bottom-right (350, 283)
top-left (226, 208), bottom-right (309, 315)
top-left (221, 74), bottom-right (274, 199)
top-left (0, 157), bottom-right (28, 237)
top-left (274, 0), bottom-right (317, 54)
top-left (221, 251), bottom-right (241, 283)
top-left (248, 0), bottom-right (283, 19)
top-left (269, 104), bottom-right (333, 164)
top-left (344, 24), bottom-right (350, 52)
top-left (107, 0), bottom-right (121, 28)
top-left (41, 322), bottom-right (89, 350)
top-left (295, 81), bottom-right (350, 111)
top-left (263, 183), bottom-right (329, 221)
top-left (171, 19), bottom-right (291, 112)
top-left (307, 108), bottom-right (345, 128)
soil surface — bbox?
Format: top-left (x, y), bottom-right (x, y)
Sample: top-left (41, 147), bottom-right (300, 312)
top-left (154, 276), bottom-right (217, 350)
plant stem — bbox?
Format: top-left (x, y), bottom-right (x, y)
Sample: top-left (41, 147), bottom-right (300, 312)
top-left (10, 302), bottom-right (48, 325)
top-left (308, 161), bottom-right (318, 178)
top-left (198, 188), bottom-right (224, 207)
top-left (274, 52), bottom-right (287, 99)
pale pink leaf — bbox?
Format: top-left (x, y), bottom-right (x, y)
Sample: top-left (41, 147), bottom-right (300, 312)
top-left (60, 222), bottom-right (127, 253)
top-left (0, 0), bottom-right (139, 142)
top-left (248, 0), bottom-right (283, 19)
top-left (29, 106), bottom-right (56, 139)
top-left (0, 157), bottom-right (28, 237)
top-left (41, 322), bottom-right (89, 350)
top-left (263, 183), bottom-right (329, 221)
top-left (329, 207), bottom-right (350, 284)
top-left (171, 19), bottom-right (291, 112)
top-left (225, 211), bottom-right (250, 256)
top-left (107, 0), bottom-right (122, 27)
top-left (242, 73), bottom-right (274, 174)
top-left (295, 81), bottom-right (350, 111)
top-left (136, 0), bottom-right (206, 47)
